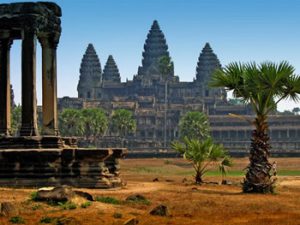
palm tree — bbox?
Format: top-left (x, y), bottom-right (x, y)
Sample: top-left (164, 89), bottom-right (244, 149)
top-left (159, 56), bottom-right (174, 149)
top-left (81, 108), bottom-right (108, 145)
top-left (59, 108), bottom-right (84, 137)
top-left (110, 109), bottom-right (136, 145)
top-left (172, 137), bottom-right (229, 184)
top-left (210, 61), bottom-right (300, 193)
top-left (179, 111), bottom-right (210, 141)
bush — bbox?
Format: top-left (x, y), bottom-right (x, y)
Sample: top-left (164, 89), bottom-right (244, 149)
top-left (80, 201), bottom-right (92, 208)
top-left (30, 191), bottom-right (38, 201)
top-left (58, 201), bottom-right (77, 210)
top-left (95, 196), bottom-right (121, 205)
top-left (113, 212), bottom-right (123, 218)
top-left (9, 216), bottom-right (25, 224)
top-left (40, 217), bottom-right (54, 224)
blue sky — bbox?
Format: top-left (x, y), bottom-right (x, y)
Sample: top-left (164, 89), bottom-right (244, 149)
top-left (5, 0), bottom-right (300, 111)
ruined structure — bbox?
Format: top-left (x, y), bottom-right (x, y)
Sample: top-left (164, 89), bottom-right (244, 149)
top-left (59, 20), bottom-right (300, 155)
top-left (0, 2), bottom-right (126, 187)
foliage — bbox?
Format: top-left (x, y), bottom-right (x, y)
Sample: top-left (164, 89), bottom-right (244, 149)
top-left (179, 111), bottom-right (210, 141)
top-left (219, 156), bottom-right (233, 182)
top-left (9, 216), bottom-right (25, 224)
top-left (292, 107), bottom-right (300, 115)
top-left (80, 201), bottom-right (92, 208)
top-left (110, 109), bottom-right (136, 137)
top-left (58, 201), bottom-right (77, 210)
top-left (30, 191), bottom-right (38, 201)
top-left (11, 105), bottom-right (22, 136)
top-left (95, 196), bottom-right (121, 205)
top-left (172, 137), bottom-right (230, 184)
top-left (59, 108), bottom-right (84, 136)
top-left (210, 61), bottom-right (300, 193)
top-left (159, 55), bottom-right (174, 80)
top-left (81, 108), bottom-right (108, 144)
top-left (40, 217), bottom-right (54, 224)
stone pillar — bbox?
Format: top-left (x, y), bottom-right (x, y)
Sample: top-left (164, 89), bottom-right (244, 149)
top-left (20, 28), bottom-right (39, 136)
top-left (39, 35), bottom-right (59, 135)
top-left (0, 38), bottom-right (12, 136)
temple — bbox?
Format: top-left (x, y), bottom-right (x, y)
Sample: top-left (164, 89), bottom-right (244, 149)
top-left (0, 2), bottom-right (126, 187)
top-left (58, 20), bottom-right (300, 155)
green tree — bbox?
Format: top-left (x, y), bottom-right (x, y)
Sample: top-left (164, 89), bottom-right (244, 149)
top-left (210, 61), bottom-right (300, 193)
top-left (172, 137), bottom-right (230, 184)
top-left (219, 156), bottom-right (233, 184)
top-left (159, 55), bottom-right (174, 149)
top-left (179, 111), bottom-right (210, 141)
top-left (110, 109), bottom-right (136, 138)
top-left (59, 108), bottom-right (84, 137)
top-left (11, 105), bottom-right (22, 136)
top-left (81, 108), bottom-right (108, 145)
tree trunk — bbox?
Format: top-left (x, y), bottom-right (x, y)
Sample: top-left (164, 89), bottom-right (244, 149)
top-left (164, 81), bottom-right (168, 149)
top-left (243, 115), bottom-right (276, 193)
top-left (195, 171), bottom-right (203, 184)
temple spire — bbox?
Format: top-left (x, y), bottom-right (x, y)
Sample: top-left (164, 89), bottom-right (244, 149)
top-left (137, 20), bottom-right (173, 77)
top-left (102, 55), bottom-right (121, 84)
top-left (196, 42), bottom-right (221, 83)
top-left (77, 43), bottom-right (102, 99)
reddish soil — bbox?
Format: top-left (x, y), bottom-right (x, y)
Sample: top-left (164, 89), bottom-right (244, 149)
top-left (0, 157), bottom-right (300, 225)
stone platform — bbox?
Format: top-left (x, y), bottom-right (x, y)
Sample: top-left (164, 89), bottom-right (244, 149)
top-left (0, 147), bottom-right (127, 188)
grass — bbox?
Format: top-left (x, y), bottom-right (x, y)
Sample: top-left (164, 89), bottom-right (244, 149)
top-left (58, 201), bottom-right (77, 210)
top-left (95, 196), bottom-right (121, 205)
top-left (129, 166), bottom-right (300, 176)
top-left (40, 217), bottom-right (54, 224)
top-left (9, 216), bottom-right (25, 224)
top-left (81, 201), bottom-right (92, 208)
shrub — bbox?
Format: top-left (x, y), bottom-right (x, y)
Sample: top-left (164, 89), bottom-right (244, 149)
top-left (58, 201), bottom-right (77, 210)
top-left (80, 201), bottom-right (92, 208)
top-left (9, 216), bottom-right (25, 224)
top-left (95, 196), bottom-right (121, 205)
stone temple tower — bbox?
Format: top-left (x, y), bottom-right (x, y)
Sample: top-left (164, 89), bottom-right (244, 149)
top-left (196, 43), bottom-right (225, 98)
top-left (77, 43), bottom-right (102, 99)
top-left (137, 20), bottom-right (174, 79)
top-left (102, 55), bottom-right (121, 85)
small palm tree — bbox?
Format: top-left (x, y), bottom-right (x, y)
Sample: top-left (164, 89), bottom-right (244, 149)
top-left (210, 61), bottom-right (300, 193)
top-left (179, 111), bottom-right (210, 141)
top-left (172, 137), bottom-right (229, 184)
top-left (159, 56), bottom-right (174, 149)
top-left (219, 156), bottom-right (233, 184)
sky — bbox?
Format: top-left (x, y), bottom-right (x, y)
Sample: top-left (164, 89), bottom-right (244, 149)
top-left (5, 0), bottom-right (300, 111)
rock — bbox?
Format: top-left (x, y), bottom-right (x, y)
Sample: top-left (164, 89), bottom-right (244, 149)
top-left (74, 191), bottom-right (93, 201)
top-left (124, 218), bottom-right (139, 225)
top-left (0, 202), bottom-right (19, 217)
top-left (152, 178), bottom-right (159, 182)
top-left (221, 180), bottom-right (232, 185)
top-left (126, 194), bottom-right (147, 202)
top-left (165, 179), bottom-right (174, 182)
top-left (36, 186), bottom-right (92, 203)
top-left (149, 204), bottom-right (169, 216)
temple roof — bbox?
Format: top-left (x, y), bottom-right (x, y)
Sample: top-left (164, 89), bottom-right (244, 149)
top-left (102, 55), bottom-right (121, 83)
top-left (137, 20), bottom-right (173, 77)
top-left (77, 43), bottom-right (102, 89)
top-left (196, 42), bottom-right (221, 83)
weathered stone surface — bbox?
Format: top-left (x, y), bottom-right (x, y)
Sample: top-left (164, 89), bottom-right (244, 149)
top-left (124, 218), bottom-right (139, 225)
top-left (149, 204), bottom-right (169, 216)
top-left (126, 194), bottom-right (147, 202)
top-left (36, 186), bottom-right (93, 204)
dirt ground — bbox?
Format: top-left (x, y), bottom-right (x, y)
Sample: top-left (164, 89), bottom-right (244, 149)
top-left (0, 157), bottom-right (300, 225)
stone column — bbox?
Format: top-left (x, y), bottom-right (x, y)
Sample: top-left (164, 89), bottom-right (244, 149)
top-left (20, 28), bottom-right (39, 136)
top-left (39, 35), bottom-right (59, 136)
top-left (0, 38), bottom-right (13, 136)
